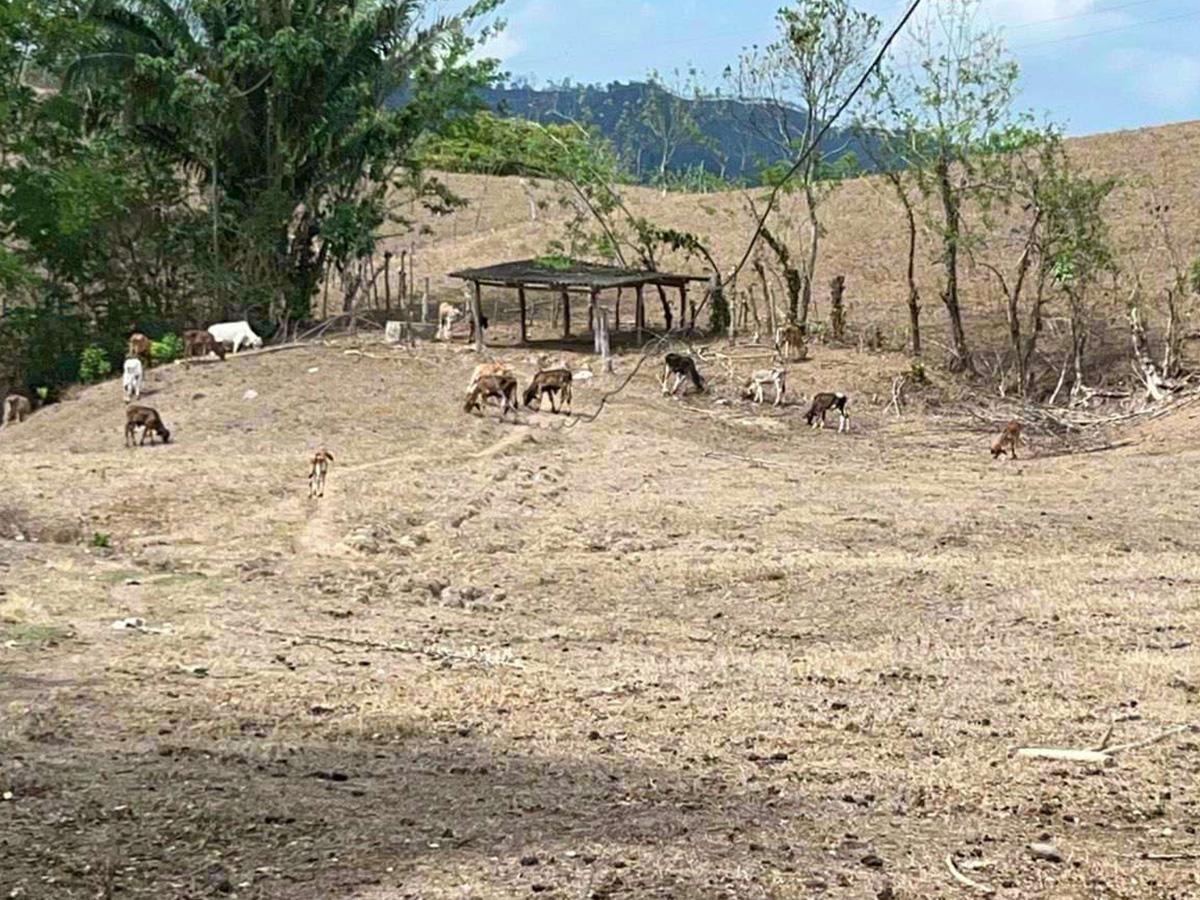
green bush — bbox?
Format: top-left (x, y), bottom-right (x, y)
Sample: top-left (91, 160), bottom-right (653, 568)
top-left (78, 345), bottom-right (112, 384)
top-left (151, 333), bottom-right (184, 364)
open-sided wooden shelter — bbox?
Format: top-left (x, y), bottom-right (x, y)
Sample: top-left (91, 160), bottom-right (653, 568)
top-left (448, 258), bottom-right (708, 346)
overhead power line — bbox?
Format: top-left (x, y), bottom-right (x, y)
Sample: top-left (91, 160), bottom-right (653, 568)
top-left (727, 0), bottom-right (924, 284)
top-left (1007, 0), bottom-right (1168, 30)
top-left (1014, 7), bottom-right (1200, 50)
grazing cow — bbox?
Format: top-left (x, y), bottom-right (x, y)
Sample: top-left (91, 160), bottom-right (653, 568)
top-left (122, 358), bottom-right (144, 403)
top-left (775, 322), bottom-right (807, 362)
top-left (308, 448), bottom-right (334, 498)
top-left (991, 420), bottom-right (1022, 459)
top-left (207, 320), bottom-right (262, 354)
top-left (523, 368), bottom-right (573, 413)
top-left (437, 303), bottom-right (463, 340)
top-left (661, 353), bottom-right (705, 396)
top-left (469, 312), bottom-right (489, 343)
top-left (183, 329), bottom-right (227, 361)
top-left (468, 361), bottom-right (514, 394)
top-left (742, 367), bottom-right (786, 406)
top-left (804, 392), bottom-right (850, 432)
top-left (3, 394), bottom-right (32, 427)
top-left (464, 374), bottom-right (518, 421)
top-left (128, 332), bottom-right (151, 367)
top-left (124, 405), bottom-right (171, 447)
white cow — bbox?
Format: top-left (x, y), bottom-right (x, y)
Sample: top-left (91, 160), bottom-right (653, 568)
top-left (122, 357), bottom-right (144, 403)
top-left (207, 320), bottom-right (263, 354)
top-left (437, 303), bottom-right (463, 341)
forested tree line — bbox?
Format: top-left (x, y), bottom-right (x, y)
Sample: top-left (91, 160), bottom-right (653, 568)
top-left (2, 0), bottom-right (1194, 404)
top-left (1, 0), bottom-right (500, 393)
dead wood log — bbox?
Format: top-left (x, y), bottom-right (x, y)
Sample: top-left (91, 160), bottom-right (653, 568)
top-left (1014, 748), bottom-right (1115, 766)
top-left (181, 342), bottom-right (308, 366)
top-left (945, 855), bottom-right (995, 895)
top-left (258, 627), bottom-right (524, 669)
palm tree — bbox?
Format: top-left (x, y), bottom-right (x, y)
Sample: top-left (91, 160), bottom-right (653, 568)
top-left (69, 0), bottom-right (500, 322)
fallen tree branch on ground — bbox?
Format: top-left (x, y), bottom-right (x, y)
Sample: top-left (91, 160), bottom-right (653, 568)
top-left (180, 342), bottom-right (308, 366)
top-left (945, 855), bottom-right (995, 895)
top-left (256, 628), bottom-right (525, 669)
top-left (1015, 723), bottom-right (1195, 766)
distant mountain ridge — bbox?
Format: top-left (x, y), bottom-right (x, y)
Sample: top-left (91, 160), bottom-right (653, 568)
top-left (477, 81), bottom-right (874, 184)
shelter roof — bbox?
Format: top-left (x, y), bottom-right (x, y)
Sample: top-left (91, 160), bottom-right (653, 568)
top-left (448, 258), bottom-right (705, 290)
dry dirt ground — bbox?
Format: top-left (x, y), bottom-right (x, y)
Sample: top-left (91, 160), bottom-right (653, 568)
top-left (1, 333), bottom-right (1199, 899)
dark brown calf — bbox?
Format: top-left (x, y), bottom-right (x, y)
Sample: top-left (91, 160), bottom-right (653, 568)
top-left (464, 374), bottom-right (518, 421)
top-left (125, 405), bottom-right (171, 447)
top-left (523, 368), bottom-right (573, 413)
top-left (183, 329), bottom-right (226, 361)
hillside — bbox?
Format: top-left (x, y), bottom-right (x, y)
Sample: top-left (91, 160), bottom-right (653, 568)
top-left (477, 82), bottom-right (875, 183)
top-left (385, 119), bottom-right (1200, 389)
top-left (3, 333), bottom-right (1199, 897)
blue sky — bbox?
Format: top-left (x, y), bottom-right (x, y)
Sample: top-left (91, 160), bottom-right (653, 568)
top-left (473, 0), bottom-right (1200, 136)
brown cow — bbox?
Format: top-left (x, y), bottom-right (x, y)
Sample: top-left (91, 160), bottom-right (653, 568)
top-left (128, 333), bottom-right (151, 367)
top-left (183, 329), bottom-right (226, 361)
top-left (991, 421), bottom-right (1022, 459)
top-left (125, 405), bottom-right (171, 447)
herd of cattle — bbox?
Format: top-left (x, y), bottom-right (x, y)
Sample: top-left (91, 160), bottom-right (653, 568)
top-left (2, 315), bottom-right (1025, 482)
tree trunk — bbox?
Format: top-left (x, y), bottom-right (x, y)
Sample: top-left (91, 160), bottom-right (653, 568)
top-left (657, 284), bottom-right (673, 331)
top-left (1129, 305), bottom-right (1169, 402)
top-left (902, 198), bottom-right (921, 357)
top-left (754, 258), bottom-right (775, 340)
top-left (759, 226), bottom-right (802, 327)
top-left (1162, 285), bottom-right (1187, 379)
top-left (936, 158), bottom-right (971, 372)
top-left (800, 183), bottom-right (819, 331)
top-left (1019, 272), bottom-right (1047, 398)
top-left (1069, 290), bottom-right (1089, 405)
top-left (829, 275), bottom-right (846, 343)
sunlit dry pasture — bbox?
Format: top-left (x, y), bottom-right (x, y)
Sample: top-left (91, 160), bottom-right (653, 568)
top-left (2, 333), bottom-right (1198, 899)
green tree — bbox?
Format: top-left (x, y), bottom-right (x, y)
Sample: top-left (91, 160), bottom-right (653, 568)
top-left (874, 0), bottom-right (1023, 373)
top-left (617, 69), bottom-right (709, 192)
top-left (69, 0), bottom-right (503, 323)
top-left (422, 111), bottom-right (725, 331)
top-left (730, 0), bottom-right (880, 329)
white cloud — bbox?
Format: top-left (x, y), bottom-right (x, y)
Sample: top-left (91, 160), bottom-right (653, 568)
top-left (981, 0), bottom-right (1097, 28)
top-left (1108, 48), bottom-right (1200, 111)
top-left (472, 28), bottom-right (523, 64)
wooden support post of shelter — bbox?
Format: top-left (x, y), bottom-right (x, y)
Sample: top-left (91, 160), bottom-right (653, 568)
top-left (596, 307), bottom-right (613, 373)
top-left (446, 258), bottom-right (707, 347)
top-left (517, 284), bottom-right (528, 344)
top-left (470, 280), bottom-right (484, 352)
top-left (635, 284), bottom-right (645, 343)
top-left (679, 284), bottom-right (688, 332)
top-left (383, 251), bottom-right (393, 311)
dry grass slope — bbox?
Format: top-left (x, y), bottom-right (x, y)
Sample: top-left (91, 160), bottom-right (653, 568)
top-left (386, 120), bottom-right (1200, 381)
top-left (1, 334), bottom-right (1198, 898)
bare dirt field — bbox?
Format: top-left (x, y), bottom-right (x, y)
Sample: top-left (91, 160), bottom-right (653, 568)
top-left (2, 333), bottom-right (1199, 899)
